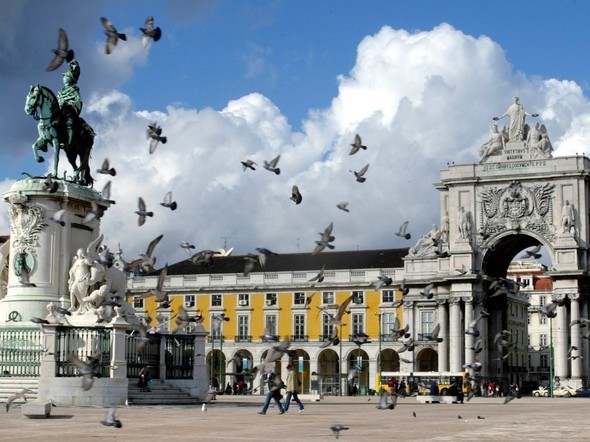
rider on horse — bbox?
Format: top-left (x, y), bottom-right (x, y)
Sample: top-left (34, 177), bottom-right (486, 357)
top-left (58, 60), bottom-right (83, 148)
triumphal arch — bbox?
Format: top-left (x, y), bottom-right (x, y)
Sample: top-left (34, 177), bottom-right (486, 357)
top-left (402, 97), bottom-right (589, 387)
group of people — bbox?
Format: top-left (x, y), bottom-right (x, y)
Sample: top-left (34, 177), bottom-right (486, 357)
top-left (258, 365), bottom-right (305, 415)
top-left (225, 380), bottom-right (248, 395)
top-left (386, 377), bottom-right (408, 396)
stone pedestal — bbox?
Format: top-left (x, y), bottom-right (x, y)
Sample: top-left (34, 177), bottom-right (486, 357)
top-left (0, 178), bottom-right (109, 324)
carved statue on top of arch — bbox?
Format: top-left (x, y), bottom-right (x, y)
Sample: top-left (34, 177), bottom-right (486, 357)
top-left (408, 224), bottom-right (442, 257)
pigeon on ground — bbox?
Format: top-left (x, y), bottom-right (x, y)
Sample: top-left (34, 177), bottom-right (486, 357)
top-left (352, 164), bottom-right (369, 183)
top-left (100, 407), bottom-right (122, 428)
top-left (97, 158), bottom-right (116, 176)
top-left (147, 122), bottom-right (167, 153)
top-left (160, 191), bottom-right (177, 210)
top-left (290, 185), bottom-right (303, 204)
top-left (330, 424), bottom-right (349, 439)
top-left (395, 221), bottom-right (411, 239)
top-left (135, 197), bottom-right (154, 226)
top-left (101, 17), bottom-right (126, 54)
top-left (140, 16), bottom-right (161, 48)
top-left (349, 134), bottom-right (367, 155)
top-left (336, 202), bottom-right (349, 212)
top-left (241, 159), bottom-right (256, 171)
top-left (5, 388), bottom-right (33, 412)
top-left (263, 155), bottom-right (281, 175)
top-left (47, 28), bottom-right (74, 71)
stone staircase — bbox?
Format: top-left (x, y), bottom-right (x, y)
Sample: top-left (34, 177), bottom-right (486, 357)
top-left (127, 379), bottom-right (200, 405)
top-left (0, 378), bottom-right (39, 404)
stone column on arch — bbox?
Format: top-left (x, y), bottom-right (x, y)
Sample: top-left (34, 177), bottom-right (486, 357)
top-left (582, 301), bottom-right (590, 379)
top-left (436, 299), bottom-right (449, 371)
top-left (553, 296), bottom-right (569, 379)
top-left (448, 297), bottom-right (463, 372)
top-left (463, 298), bottom-right (474, 367)
top-left (402, 301), bottom-right (415, 372)
top-left (569, 293), bottom-right (582, 379)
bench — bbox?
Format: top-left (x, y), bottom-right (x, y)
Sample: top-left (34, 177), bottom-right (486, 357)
top-left (416, 395), bottom-right (441, 403)
top-left (416, 395), bottom-right (458, 404)
top-left (21, 401), bottom-right (52, 419)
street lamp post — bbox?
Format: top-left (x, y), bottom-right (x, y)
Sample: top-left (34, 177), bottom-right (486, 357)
top-left (376, 312), bottom-right (382, 392)
top-left (549, 316), bottom-right (554, 398)
top-left (339, 323), bottom-right (344, 397)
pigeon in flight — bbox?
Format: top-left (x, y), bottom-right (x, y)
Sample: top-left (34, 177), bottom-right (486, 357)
top-left (147, 122), bottom-right (167, 153)
top-left (97, 158), bottom-right (116, 176)
top-left (309, 266), bottom-right (325, 283)
top-left (125, 234), bottom-right (163, 273)
top-left (352, 164), bottom-right (369, 183)
top-left (373, 275), bottom-right (393, 290)
top-left (140, 16), bottom-right (161, 48)
top-left (43, 175), bottom-right (58, 193)
top-left (69, 350), bottom-right (102, 391)
top-left (349, 133), bottom-right (367, 155)
top-left (312, 222), bottom-right (335, 255)
top-left (135, 197), bottom-right (154, 226)
top-left (51, 209), bottom-right (66, 227)
top-left (101, 17), bottom-right (127, 54)
top-left (101, 407), bottom-right (122, 428)
top-left (134, 265), bottom-right (169, 308)
top-left (5, 388), bottom-right (34, 412)
top-left (319, 326), bottom-right (340, 348)
top-left (47, 28), bottom-right (74, 71)
top-left (520, 244), bottom-right (542, 259)
top-left (100, 181), bottom-right (116, 205)
top-left (160, 191), bottom-right (177, 210)
top-left (290, 185), bottom-right (303, 204)
top-left (256, 248), bottom-right (278, 267)
top-left (336, 202), bottom-right (349, 212)
top-left (180, 241), bottom-right (196, 255)
top-left (241, 159), bottom-right (256, 171)
top-left (328, 294), bottom-right (354, 326)
top-left (395, 221), bottom-right (411, 239)
top-left (419, 323), bottom-right (443, 342)
top-left (420, 283), bottom-right (434, 299)
top-left (263, 155), bottom-right (281, 175)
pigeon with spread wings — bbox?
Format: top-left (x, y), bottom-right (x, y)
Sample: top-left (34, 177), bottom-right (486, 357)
top-left (101, 17), bottom-right (126, 54)
top-left (135, 197), bottom-right (154, 226)
top-left (47, 28), bottom-right (74, 71)
top-left (140, 16), bottom-right (161, 48)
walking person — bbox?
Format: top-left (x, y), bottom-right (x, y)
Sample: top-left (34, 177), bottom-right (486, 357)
top-left (283, 364), bottom-right (305, 412)
top-left (258, 371), bottom-right (285, 415)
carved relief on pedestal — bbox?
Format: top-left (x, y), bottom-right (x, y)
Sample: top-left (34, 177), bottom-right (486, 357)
top-left (7, 192), bottom-right (48, 281)
top-left (477, 180), bottom-right (555, 245)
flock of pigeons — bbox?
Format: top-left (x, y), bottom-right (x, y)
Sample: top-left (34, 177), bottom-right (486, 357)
top-left (13, 14), bottom-right (571, 439)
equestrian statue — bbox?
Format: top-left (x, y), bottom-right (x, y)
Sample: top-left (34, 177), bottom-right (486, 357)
top-left (24, 60), bottom-right (95, 186)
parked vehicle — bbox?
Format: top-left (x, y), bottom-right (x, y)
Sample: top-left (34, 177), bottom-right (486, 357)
top-left (552, 386), bottom-right (577, 397)
top-left (575, 387), bottom-right (590, 398)
top-left (532, 386), bottom-right (549, 397)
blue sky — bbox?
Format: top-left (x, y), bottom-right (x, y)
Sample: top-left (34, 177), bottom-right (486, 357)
top-left (1, 0), bottom-right (588, 266)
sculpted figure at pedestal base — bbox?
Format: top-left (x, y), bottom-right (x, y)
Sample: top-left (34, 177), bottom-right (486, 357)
top-left (479, 124), bottom-right (507, 162)
top-left (561, 200), bottom-right (576, 235)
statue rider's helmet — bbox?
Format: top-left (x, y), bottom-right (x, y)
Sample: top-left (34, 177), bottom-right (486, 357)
top-left (63, 60), bottom-right (81, 83)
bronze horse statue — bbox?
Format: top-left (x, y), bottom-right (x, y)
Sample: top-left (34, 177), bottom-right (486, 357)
top-left (24, 84), bottom-right (94, 186)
